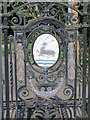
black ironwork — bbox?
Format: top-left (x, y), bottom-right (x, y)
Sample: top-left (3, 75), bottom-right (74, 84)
top-left (0, 2), bottom-right (89, 119)
top-left (88, 3), bottom-right (90, 120)
top-left (0, 2), bottom-right (2, 120)
top-left (4, 3), bottom-right (10, 118)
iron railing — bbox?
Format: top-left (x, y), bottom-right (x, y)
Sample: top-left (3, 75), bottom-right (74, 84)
top-left (0, 2), bottom-right (89, 119)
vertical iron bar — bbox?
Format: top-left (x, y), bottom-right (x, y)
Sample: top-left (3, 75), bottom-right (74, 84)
top-left (67, 0), bottom-right (72, 85)
top-left (4, 3), bottom-right (10, 118)
top-left (14, 31), bottom-right (18, 118)
top-left (74, 31), bottom-right (77, 118)
top-left (44, 2), bottom-right (47, 17)
top-left (66, 40), bottom-right (68, 86)
top-left (79, 41), bottom-right (81, 75)
top-left (82, 3), bottom-right (87, 118)
top-left (24, 32), bottom-right (27, 86)
top-left (68, 0), bottom-right (72, 25)
top-left (79, 41), bottom-right (81, 102)
top-left (24, 16), bottom-right (27, 86)
top-left (0, 2), bottom-right (2, 119)
top-left (10, 38), bottom-right (13, 105)
top-left (88, 2), bottom-right (90, 120)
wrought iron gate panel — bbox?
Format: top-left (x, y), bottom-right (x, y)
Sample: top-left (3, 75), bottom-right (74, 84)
top-left (0, 1), bottom-right (89, 119)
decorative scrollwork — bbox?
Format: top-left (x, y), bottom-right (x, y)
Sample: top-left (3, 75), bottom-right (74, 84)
top-left (21, 89), bottom-right (29, 97)
top-left (18, 86), bottom-right (37, 108)
top-left (36, 74), bottom-right (57, 83)
top-left (31, 108), bottom-right (60, 119)
top-left (37, 74), bottom-right (45, 83)
top-left (48, 3), bottom-right (66, 21)
top-left (10, 2), bottom-right (23, 9)
top-left (71, 15), bottom-right (79, 24)
top-left (31, 99), bottom-right (60, 119)
top-left (11, 14), bottom-right (22, 26)
top-left (49, 8), bottom-right (58, 17)
top-left (57, 85), bottom-right (74, 101)
top-left (2, 2), bottom-right (89, 119)
top-left (29, 77), bottom-right (63, 99)
top-left (47, 74), bottom-right (56, 82)
top-left (63, 86), bottom-right (73, 96)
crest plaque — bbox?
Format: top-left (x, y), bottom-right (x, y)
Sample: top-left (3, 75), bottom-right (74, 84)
top-left (33, 34), bottom-right (60, 68)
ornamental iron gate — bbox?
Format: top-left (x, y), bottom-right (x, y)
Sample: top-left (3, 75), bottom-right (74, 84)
top-left (0, 1), bottom-right (89, 119)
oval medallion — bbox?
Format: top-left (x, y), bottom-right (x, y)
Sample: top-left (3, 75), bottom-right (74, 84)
top-left (33, 34), bottom-right (60, 68)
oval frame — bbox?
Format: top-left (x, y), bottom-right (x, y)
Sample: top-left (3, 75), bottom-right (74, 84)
top-left (32, 33), bottom-right (60, 69)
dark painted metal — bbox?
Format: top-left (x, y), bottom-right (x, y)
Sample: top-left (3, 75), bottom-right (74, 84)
top-left (74, 31), bottom-right (78, 118)
top-left (65, 34), bottom-right (68, 86)
top-left (82, 3), bottom-right (87, 118)
top-left (0, 3), bottom-right (2, 120)
top-left (24, 32), bottom-right (27, 86)
top-left (4, 3), bottom-right (10, 118)
top-left (14, 32), bottom-right (18, 118)
top-left (79, 40), bottom-right (81, 102)
top-left (0, 2), bottom-right (89, 119)
top-left (88, 3), bottom-right (90, 119)
top-left (24, 16), bottom-right (27, 86)
top-left (9, 36), bottom-right (14, 105)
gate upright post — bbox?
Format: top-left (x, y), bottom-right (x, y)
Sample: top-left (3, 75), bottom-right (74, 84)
top-left (3, 2), bottom-right (10, 118)
top-left (82, 2), bottom-right (87, 118)
top-left (88, 2), bottom-right (90, 119)
top-left (0, 2), bottom-right (2, 120)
